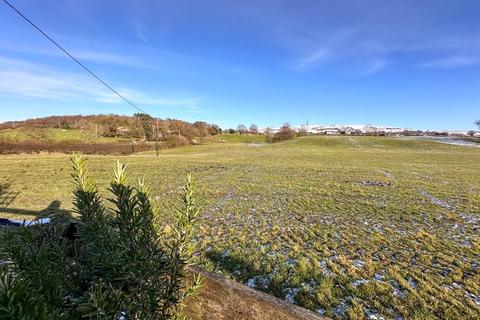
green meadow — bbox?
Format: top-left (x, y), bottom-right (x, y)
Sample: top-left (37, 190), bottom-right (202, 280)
top-left (1, 135), bottom-right (479, 319)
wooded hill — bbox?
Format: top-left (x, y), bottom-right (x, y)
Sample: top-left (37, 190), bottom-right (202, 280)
top-left (0, 114), bottom-right (222, 143)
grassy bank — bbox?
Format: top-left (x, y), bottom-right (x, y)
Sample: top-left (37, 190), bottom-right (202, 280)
top-left (0, 127), bottom-right (130, 143)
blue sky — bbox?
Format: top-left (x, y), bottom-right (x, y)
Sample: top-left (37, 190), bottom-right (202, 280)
top-left (0, 0), bottom-right (479, 130)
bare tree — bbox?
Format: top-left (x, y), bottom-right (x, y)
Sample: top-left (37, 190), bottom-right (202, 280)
top-left (237, 124), bottom-right (248, 134)
top-left (267, 123), bottom-right (296, 143)
top-left (298, 125), bottom-right (308, 136)
top-left (249, 124), bottom-right (258, 134)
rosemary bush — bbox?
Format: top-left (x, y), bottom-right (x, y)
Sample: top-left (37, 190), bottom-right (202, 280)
top-left (0, 155), bottom-right (201, 319)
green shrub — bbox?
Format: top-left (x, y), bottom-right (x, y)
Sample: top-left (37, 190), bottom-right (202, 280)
top-left (0, 155), bottom-right (202, 319)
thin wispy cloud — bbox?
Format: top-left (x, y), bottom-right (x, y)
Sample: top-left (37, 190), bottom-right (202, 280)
top-left (0, 56), bottom-right (201, 109)
top-left (97, 90), bottom-right (202, 108)
top-left (293, 48), bottom-right (331, 70)
top-left (0, 42), bottom-right (145, 68)
top-left (274, 2), bottom-right (480, 76)
top-left (70, 50), bottom-right (144, 67)
top-left (362, 58), bottom-right (388, 75)
top-left (286, 28), bottom-right (393, 74)
top-left (422, 56), bottom-right (480, 68)
top-left (132, 20), bottom-right (149, 44)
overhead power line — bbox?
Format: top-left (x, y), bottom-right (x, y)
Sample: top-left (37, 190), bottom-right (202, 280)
top-left (2, 0), bottom-right (148, 115)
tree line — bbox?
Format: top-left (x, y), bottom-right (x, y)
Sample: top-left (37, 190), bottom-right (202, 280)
top-left (230, 123), bottom-right (296, 143)
top-left (0, 114), bottom-right (222, 143)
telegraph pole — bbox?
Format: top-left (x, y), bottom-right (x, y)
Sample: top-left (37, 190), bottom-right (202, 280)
top-left (155, 117), bottom-right (159, 157)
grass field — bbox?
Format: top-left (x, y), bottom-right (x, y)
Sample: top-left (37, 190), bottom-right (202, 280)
top-left (1, 135), bottom-right (479, 319)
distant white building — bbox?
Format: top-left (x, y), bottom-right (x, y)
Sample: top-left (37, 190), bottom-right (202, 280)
top-left (383, 127), bottom-right (404, 134)
top-left (260, 124), bottom-right (410, 135)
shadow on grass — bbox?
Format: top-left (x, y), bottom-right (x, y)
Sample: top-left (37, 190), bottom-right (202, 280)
top-left (205, 249), bottom-right (257, 282)
top-left (204, 249), bottom-right (286, 299)
top-left (0, 183), bottom-right (19, 208)
top-left (0, 183), bottom-right (71, 219)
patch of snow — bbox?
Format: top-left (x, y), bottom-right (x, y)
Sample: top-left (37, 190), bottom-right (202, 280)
top-left (353, 278), bottom-right (370, 287)
top-left (460, 213), bottom-right (480, 224)
top-left (284, 287), bottom-right (300, 304)
top-left (233, 269), bottom-right (242, 276)
top-left (286, 258), bottom-right (297, 267)
top-left (450, 282), bottom-right (463, 289)
top-left (419, 190), bottom-right (455, 211)
top-left (319, 260), bottom-right (333, 276)
top-left (353, 259), bottom-right (365, 268)
top-left (334, 300), bottom-right (349, 317)
top-left (441, 268), bottom-right (452, 277)
top-left (220, 250), bottom-right (230, 258)
top-left (390, 280), bottom-right (407, 299)
top-left (302, 280), bottom-right (317, 294)
top-left (366, 308), bottom-right (385, 320)
top-left (246, 276), bottom-right (270, 289)
top-left (373, 273), bottom-right (385, 281)
top-left (407, 277), bottom-right (418, 289)
top-left (465, 292), bottom-right (480, 307)
top-left (316, 308), bottom-right (326, 315)
top-left (266, 251), bottom-right (277, 258)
